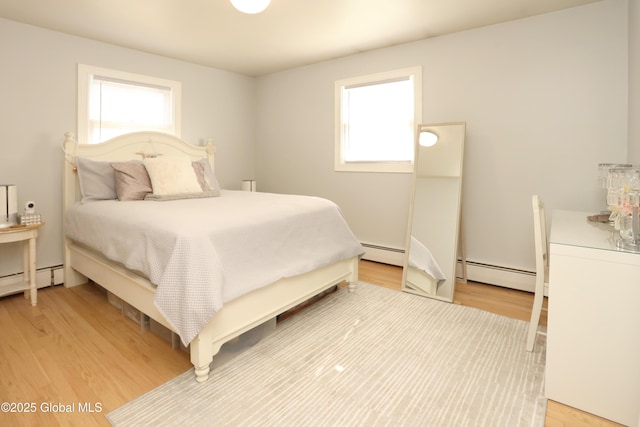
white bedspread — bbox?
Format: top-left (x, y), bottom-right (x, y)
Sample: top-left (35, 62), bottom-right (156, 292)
top-left (65, 190), bottom-right (364, 345)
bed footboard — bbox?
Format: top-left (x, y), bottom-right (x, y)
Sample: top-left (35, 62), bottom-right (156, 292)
top-left (65, 242), bottom-right (358, 383)
top-left (189, 256), bottom-right (359, 382)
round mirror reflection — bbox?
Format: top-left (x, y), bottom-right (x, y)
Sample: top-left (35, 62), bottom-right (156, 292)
top-left (419, 131), bottom-right (439, 147)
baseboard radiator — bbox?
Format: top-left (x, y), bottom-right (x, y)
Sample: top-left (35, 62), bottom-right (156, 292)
top-left (361, 243), bottom-right (405, 267)
top-left (0, 265), bottom-right (64, 298)
top-left (0, 251), bottom-right (536, 298)
top-left (460, 261), bottom-right (535, 293)
top-left (361, 243), bottom-right (535, 293)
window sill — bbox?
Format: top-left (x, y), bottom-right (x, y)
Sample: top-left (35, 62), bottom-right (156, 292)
top-left (334, 161), bottom-right (413, 173)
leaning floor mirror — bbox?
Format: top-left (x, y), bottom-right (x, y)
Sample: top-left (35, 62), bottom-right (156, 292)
top-left (402, 122), bottom-right (466, 302)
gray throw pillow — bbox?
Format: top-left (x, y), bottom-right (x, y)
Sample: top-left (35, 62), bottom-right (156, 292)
top-left (76, 157), bottom-right (117, 203)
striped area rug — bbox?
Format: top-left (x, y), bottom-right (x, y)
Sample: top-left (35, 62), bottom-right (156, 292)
top-left (107, 282), bottom-right (546, 426)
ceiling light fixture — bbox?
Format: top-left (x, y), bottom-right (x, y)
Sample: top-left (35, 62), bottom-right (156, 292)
top-left (230, 0), bottom-right (271, 14)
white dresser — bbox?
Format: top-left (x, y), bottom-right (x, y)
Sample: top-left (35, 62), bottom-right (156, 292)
top-left (547, 210), bottom-right (640, 426)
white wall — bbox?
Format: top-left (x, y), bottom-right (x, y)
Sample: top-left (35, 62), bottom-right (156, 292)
top-left (256, 0), bottom-right (629, 274)
top-left (0, 0), bottom-right (631, 284)
top-left (0, 18), bottom-right (257, 277)
top-left (629, 0), bottom-right (640, 163)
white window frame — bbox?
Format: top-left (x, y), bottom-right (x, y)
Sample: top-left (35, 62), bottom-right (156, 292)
top-left (77, 64), bottom-right (182, 144)
top-left (334, 67), bottom-right (422, 173)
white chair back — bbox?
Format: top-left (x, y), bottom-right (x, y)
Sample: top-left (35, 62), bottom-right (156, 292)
top-left (527, 195), bottom-right (549, 351)
top-left (532, 195), bottom-right (549, 286)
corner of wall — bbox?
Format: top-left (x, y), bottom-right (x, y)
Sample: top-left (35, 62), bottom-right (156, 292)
top-left (628, 0), bottom-right (640, 163)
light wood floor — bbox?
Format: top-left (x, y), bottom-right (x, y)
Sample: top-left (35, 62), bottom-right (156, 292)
top-left (0, 260), bottom-right (623, 426)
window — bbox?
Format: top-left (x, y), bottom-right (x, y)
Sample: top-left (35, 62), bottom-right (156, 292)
top-left (78, 64), bottom-right (181, 144)
top-left (335, 67), bottom-right (422, 173)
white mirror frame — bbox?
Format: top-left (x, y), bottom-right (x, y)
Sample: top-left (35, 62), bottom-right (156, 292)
top-left (402, 122), bottom-right (466, 302)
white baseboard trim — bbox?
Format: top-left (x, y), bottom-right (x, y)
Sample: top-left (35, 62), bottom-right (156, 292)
top-left (461, 261), bottom-right (535, 293)
top-left (0, 265), bottom-right (64, 298)
top-left (360, 243), bottom-right (535, 293)
top-left (361, 243), bottom-right (405, 267)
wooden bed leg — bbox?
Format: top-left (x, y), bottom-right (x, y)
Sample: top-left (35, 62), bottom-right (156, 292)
top-left (64, 267), bottom-right (87, 288)
top-left (347, 281), bottom-right (358, 292)
top-left (63, 239), bottom-right (88, 288)
top-left (190, 334), bottom-right (216, 383)
top-left (193, 365), bottom-right (211, 383)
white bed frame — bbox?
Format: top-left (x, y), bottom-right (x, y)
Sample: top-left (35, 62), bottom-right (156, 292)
top-left (62, 131), bottom-right (359, 382)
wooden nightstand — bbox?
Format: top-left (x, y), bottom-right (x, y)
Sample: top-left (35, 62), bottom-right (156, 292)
top-left (0, 222), bottom-right (44, 306)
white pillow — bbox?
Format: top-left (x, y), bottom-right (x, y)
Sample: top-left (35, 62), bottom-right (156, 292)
top-left (143, 156), bottom-right (202, 196)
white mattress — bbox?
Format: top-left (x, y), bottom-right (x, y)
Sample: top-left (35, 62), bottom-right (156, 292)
top-left (65, 190), bottom-right (364, 344)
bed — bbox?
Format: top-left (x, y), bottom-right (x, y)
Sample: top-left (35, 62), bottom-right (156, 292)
top-left (62, 131), bottom-right (363, 382)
